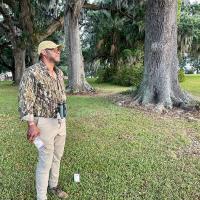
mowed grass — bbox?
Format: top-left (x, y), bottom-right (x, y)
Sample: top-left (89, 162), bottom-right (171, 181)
top-left (0, 78), bottom-right (200, 200)
top-left (87, 78), bottom-right (131, 94)
top-left (88, 75), bottom-right (200, 97)
top-left (181, 74), bottom-right (200, 98)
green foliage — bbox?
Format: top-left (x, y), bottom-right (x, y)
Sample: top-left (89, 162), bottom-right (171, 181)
top-left (31, 0), bottom-right (64, 33)
top-left (120, 47), bottom-right (144, 63)
top-left (187, 69), bottom-right (194, 74)
top-left (112, 63), bottom-right (144, 87)
top-left (121, 49), bottom-right (133, 58)
top-left (96, 67), bottom-right (114, 83)
top-left (96, 63), bottom-right (144, 87)
top-left (82, 1), bottom-right (145, 73)
top-left (178, 3), bottom-right (200, 56)
top-left (178, 68), bottom-right (185, 82)
top-left (177, 0), bottom-right (182, 23)
top-left (96, 46), bottom-right (144, 86)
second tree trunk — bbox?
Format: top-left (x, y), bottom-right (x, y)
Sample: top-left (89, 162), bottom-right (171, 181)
top-left (64, 2), bottom-right (94, 93)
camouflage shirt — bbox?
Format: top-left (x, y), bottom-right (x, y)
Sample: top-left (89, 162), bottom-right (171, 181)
top-left (18, 61), bottom-right (66, 121)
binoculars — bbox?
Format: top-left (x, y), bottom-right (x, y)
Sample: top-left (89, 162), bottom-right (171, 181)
top-left (57, 103), bottom-right (67, 119)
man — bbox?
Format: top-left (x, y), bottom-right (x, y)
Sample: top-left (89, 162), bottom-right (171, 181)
top-left (19, 41), bottom-right (68, 200)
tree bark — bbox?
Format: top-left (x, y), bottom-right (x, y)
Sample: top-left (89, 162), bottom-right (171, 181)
top-left (29, 48), bottom-right (39, 64)
top-left (134, 0), bottom-right (192, 110)
top-left (64, 0), bottom-right (94, 93)
top-left (13, 48), bottom-right (26, 85)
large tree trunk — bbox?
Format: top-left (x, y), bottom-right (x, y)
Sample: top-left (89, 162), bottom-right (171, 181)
top-left (13, 48), bottom-right (26, 84)
top-left (64, 0), bottom-right (94, 93)
top-left (134, 0), bottom-right (191, 110)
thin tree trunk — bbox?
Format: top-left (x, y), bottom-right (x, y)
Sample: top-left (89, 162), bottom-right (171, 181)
top-left (134, 0), bottom-right (192, 110)
top-left (11, 68), bottom-right (15, 82)
top-left (30, 48), bottom-right (38, 64)
top-left (13, 48), bottom-right (26, 84)
top-left (64, 1), bottom-right (94, 93)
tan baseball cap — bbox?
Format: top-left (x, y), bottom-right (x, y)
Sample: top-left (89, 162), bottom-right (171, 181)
top-left (38, 40), bottom-right (63, 55)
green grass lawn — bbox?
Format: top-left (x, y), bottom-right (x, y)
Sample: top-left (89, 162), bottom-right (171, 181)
top-left (87, 78), bottom-right (131, 94)
top-left (88, 75), bottom-right (200, 98)
top-left (0, 77), bottom-right (200, 200)
top-left (181, 74), bottom-right (200, 98)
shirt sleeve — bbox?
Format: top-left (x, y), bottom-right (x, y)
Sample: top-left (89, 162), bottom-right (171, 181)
top-left (18, 70), bottom-right (37, 121)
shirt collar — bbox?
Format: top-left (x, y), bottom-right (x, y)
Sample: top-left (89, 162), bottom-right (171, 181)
top-left (39, 60), bottom-right (59, 75)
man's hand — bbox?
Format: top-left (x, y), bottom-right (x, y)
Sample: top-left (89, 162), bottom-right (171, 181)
top-left (27, 122), bottom-right (40, 143)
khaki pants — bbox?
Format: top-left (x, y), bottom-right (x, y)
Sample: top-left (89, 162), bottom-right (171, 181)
top-left (34, 117), bottom-right (66, 200)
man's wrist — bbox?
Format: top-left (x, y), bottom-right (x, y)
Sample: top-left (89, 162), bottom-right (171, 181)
top-left (21, 114), bottom-right (34, 122)
top-left (28, 121), bottom-right (35, 126)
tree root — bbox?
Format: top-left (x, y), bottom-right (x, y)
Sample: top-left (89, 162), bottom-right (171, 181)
top-left (66, 80), bottom-right (95, 94)
top-left (133, 90), bottom-right (199, 112)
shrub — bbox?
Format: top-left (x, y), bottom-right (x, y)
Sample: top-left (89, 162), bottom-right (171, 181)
top-left (186, 69), bottom-right (194, 74)
top-left (96, 67), bottom-right (114, 83)
top-left (96, 63), bottom-right (144, 87)
top-left (178, 68), bottom-right (185, 82)
top-left (112, 63), bottom-right (144, 87)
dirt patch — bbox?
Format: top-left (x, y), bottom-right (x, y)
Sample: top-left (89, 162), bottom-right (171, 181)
top-left (105, 93), bottom-right (200, 121)
top-left (66, 90), bottom-right (116, 97)
top-left (177, 128), bottom-right (200, 157)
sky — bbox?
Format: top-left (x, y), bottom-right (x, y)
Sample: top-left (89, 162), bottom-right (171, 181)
top-left (190, 0), bottom-right (200, 3)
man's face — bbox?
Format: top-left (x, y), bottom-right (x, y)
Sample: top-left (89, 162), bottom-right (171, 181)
top-left (44, 47), bottom-right (61, 63)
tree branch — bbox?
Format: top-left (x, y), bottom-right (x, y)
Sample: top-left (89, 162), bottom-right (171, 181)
top-left (36, 16), bottom-right (64, 42)
top-left (19, 0), bottom-right (34, 36)
top-left (82, 2), bottom-right (135, 20)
